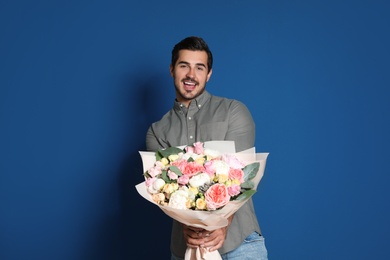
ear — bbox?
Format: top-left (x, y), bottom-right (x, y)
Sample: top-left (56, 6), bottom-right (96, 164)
top-left (206, 68), bottom-right (213, 82)
top-left (169, 64), bottom-right (174, 77)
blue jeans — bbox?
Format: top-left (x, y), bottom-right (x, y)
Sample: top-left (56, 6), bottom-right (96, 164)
top-left (171, 232), bottom-right (268, 260)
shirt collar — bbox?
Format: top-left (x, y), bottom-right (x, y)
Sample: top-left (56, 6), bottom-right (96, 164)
top-left (174, 90), bottom-right (211, 112)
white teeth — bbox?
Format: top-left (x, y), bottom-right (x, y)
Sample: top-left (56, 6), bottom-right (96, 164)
top-left (184, 81), bottom-right (195, 86)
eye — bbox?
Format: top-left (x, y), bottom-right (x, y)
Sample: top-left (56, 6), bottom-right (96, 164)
top-left (197, 66), bottom-right (205, 71)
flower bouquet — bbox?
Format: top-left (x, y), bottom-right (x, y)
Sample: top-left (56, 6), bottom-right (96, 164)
top-left (135, 141), bottom-right (268, 260)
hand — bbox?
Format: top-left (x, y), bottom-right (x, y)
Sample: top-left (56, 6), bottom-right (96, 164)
top-left (182, 214), bottom-right (234, 252)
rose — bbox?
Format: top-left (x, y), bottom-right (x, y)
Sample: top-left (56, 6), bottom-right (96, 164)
top-left (152, 193), bottom-right (166, 205)
top-left (227, 184), bottom-right (241, 197)
top-left (168, 154), bottom-right (180, 162)
top-left (177, 174), bottom-right (190, 185)
top-left (213, 160), bottom-right (230, 176)
top-left (162, 183), bottom-right (179, 197)
top-left (196, 198), bottom-right (207, 210)
top-left (169, 189), bottom-right (190, 209)
top-left (203, 160), bottom-right (216, 177)
top-left (204, 183), bottom-right (231, 210)
top-left (168, 170), bottom-right (178, 180)
top-left (185, 141), bottom-right (204, 154)
top-left (228, 168), bottom-right (245, 183)
top-left (203, 148), bottom-right (221, 159)
top-left (189, 173), bottom-right (211, 188)
top-left (212, 160), bottom-right (230, 183)
top-left (181, 161), bottom-right (205, 177)
top-left (153, 178), bottom-right (166, 191)
top-left (222, 154), bottom-right (245, 169)
top-left (192, 142), bottom-right (204, 154)
top-left (148, 164), bottom-right (163, 178)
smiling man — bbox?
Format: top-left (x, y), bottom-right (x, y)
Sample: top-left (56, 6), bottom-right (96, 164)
top-left (170, 49), bottom-right (212, 106)
top-left (146, 36), bottom-right (268, 260)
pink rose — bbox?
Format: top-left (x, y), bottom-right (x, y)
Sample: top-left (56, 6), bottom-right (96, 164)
top-left (148, 166), bottom-right (162, 178)
top-left (185, 142), bottom-right (204, 154)
top-left (180, 161), bottom-right (205, 177)
top-left (185, 146), bottom-right (194, 153)
top-left (228, 168), bottom-right (244, 183)
top-left (192, 142), bottom-right (204, 154)
top-left (178, 175), bottom-right (190, 185)
top-left (222, 154), bottom-right (245, 169)
top-left (205, 184), bottom-right (231, 210)
top-left (168, 170), bottom-right (178, 180)
top-left (204, 160), bottom-right (216, 178)
top-left (228, 184), bottom-right (241, 196)
top-left (145, 177), bottom-right (156, 187)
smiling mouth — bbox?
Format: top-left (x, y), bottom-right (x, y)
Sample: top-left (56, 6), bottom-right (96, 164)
top-left (183, 79), bottom-right (197, 90)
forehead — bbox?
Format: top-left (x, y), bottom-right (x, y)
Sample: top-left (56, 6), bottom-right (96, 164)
top-left (176, 50), bottom-right (208, 66)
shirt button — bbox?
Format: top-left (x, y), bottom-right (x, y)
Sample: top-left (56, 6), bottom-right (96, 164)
top-left (198, 104), bottom-right (202, 108)
top-left (188, 117), bottom-right (192, 120)
top-left (190, 136), bottom-right (193, 139)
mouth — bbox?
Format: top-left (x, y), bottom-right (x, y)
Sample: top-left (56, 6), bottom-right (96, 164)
top-left (182, 79), bottom-right (198, 91)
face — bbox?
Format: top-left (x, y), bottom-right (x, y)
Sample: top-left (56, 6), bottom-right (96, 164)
top-left (170, 50), bottom-right (212, 107)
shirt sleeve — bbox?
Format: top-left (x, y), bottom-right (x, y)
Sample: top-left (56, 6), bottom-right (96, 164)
top-left (145, 125), bottom-right (162, 152)
top-left (225, 100), bottom-right (255, 152)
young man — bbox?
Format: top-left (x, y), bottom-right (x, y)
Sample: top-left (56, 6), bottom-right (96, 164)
top-left (146, 36), bottom-right (268, 260)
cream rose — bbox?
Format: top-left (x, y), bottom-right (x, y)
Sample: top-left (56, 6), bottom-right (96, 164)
top-left (169, 190), bottom-right (190, 209)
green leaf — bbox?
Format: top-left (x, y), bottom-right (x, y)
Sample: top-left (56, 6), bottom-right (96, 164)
top-left (243, 162), bottom-right (260, 182)
top-left (236, 190), bottom-right (256, 201)
top-left (168, 165), bottom-right (183, 176)
top-left (241, 180), bottom-right (255, 189)
top-left (161, 170), bottom-right (170, 182)
top-left (157, 147), bottom-right (184, 159)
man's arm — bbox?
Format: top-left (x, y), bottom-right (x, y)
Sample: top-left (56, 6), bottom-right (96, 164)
top-left (225, 100), bottom-right (255, 152)
top-left (146, 126), bottom-right (163, 152)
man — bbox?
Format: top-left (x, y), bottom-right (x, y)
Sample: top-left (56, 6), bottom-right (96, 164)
top-left (146, 36), bottom-right (267, 260)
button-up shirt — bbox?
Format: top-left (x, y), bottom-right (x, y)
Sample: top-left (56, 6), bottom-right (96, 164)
top-left (146, 90), bottom-right (261, 256)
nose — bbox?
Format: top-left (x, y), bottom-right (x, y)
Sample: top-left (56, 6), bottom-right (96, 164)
top-left (186, 66), bottom-right (195, 79)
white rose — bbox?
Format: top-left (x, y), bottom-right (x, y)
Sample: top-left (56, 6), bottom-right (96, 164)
top-left (168, 190), bottom-right (189, 209)
top-left (153, 178), bottom-right (165, 191)
top-left (147, 185), bottom-right (158, 194)
top-left (203, 148), bottom-right (221, 159)
top-left (189, 173), bottom-right (211, 188)
top-left (182, 152), bottom-right (202, 161)
top-left (213, 160), bottom-right (230, 176)
top-left (180, 186), bottom-right (196, 201)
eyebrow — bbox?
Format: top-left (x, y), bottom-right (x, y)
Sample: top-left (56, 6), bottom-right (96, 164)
top-left (177, 61), bottom-right (207, 69)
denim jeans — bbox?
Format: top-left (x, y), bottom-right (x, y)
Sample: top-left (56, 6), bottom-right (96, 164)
top-left (171, 232), bottom-right (268, 260)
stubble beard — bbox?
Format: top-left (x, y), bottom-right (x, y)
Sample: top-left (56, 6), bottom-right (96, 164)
top-left (175, 84), bottom-right (206, 103)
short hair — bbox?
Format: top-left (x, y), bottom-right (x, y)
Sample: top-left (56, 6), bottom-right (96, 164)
top-left (171, 36), bottom-right (213, 72)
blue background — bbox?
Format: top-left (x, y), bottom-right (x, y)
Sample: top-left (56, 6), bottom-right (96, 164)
top-left (1, 0), bottom-right (389, 259)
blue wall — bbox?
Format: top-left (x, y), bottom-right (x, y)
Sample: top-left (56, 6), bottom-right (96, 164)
top-left (1, 1), bottom-right (389, 259)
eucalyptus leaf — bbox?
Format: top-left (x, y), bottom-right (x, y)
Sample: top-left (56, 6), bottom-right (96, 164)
top-left (236, 190), bottom-right (256, 201)
top-left (158, 147), bottom-right (184, 159)
top-left (243, 162), bottom-right (260, 181)
top-left (241, 180), bottom-right (255, 189)
top-left (161, 170), bottom-right (170, 182)
top-left (169, 165), bottom-right (183, 176)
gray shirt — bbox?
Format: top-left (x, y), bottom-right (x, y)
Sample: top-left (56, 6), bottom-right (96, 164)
top-left (146, 90), bottom-right (261, 256)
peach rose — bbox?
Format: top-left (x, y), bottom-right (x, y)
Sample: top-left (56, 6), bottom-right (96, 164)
top-left (205, 183), bottom-right (231, 210)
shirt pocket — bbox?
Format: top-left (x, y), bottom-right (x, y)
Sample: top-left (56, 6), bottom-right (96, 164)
top-left (198, 121), bottom-right (228, 141)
